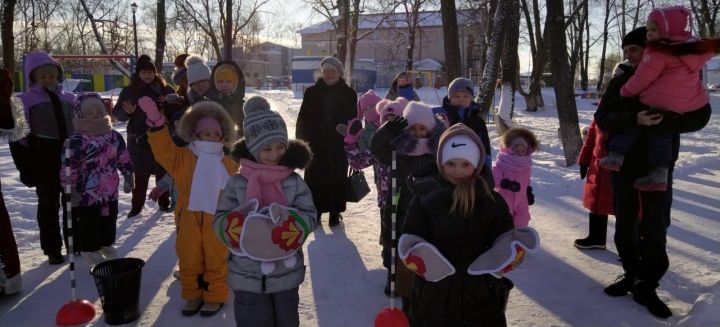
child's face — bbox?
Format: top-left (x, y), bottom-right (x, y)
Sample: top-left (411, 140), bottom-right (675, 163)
top-left (646, 19), bottom-right (660, 41)
top-left (216, 79), bottom-right (236, 94)
top-left (83, 107), bottom-right (104, 120)
top-left (512, 142), bottom-right (529, 156)
top-left (196, 129), bottom-right (223, 142)
top-left (442, 158), bottom-right (475, 185)
top-left (258, 142), bottom-right (287, 166)
top-left (408, 124), bottom-right (430, 138)
top-left (449, 91), bottom-right (472, 108)
top-left (139, 70), bottom-right (156, 84)
top-left (397, 76), bottom-right (410, 87)
top-left (191, 80), bottom-right (211, 95)
top-left (382, 113), bottom-right (397, 124)
top-left (32, 67), bottom-right (59, 88)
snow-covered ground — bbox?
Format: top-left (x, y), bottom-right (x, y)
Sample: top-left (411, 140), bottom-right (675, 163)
top-left (0, 87), bottom-right (718, 326)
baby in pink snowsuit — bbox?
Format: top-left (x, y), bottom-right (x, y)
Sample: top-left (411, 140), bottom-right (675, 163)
top-left (492, 128), bottom-right (539, 228)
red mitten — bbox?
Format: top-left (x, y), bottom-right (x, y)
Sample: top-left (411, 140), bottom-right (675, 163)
top-left (467, 227), bottom-right (540, 277)
top-left (214, 199), bottom-right (259, 255)
top-left (137, 96), bottom-right (165, 127)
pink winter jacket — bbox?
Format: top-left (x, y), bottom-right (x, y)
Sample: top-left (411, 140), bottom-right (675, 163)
top-left (620, 45), bottom-right (712, 113)
top-left (492, 150), bottom-right (532, 228)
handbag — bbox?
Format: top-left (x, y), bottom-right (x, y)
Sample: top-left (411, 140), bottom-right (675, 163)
top-left (347, 168), bottom-right (371, 202)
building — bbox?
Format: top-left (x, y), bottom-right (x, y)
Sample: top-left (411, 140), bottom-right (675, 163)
top-left (297, 10), bottom-right (483, 88)
top-left (239, 42), bottom-right (294, 88)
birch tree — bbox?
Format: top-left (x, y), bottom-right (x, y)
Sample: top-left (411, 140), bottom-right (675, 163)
top-left (496, 0), bottom-right (519, 134)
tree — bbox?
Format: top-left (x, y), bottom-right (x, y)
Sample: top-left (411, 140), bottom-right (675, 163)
top-left (440, 0), bottom-right (462, 82)
top-left (690, 0), bottom-right (720, 37)
top-left (547, 0), bottom-right (582, 166)
top-left (596, 0), bottom-right (615, 92)
top-left (155, 0), bottom-right (167, 71)
top-left (496, 0), bottom-right (520, 134)
top-left (78, 0), bottom-right (131, 76)
top-left (401, 0), bottom-right (427, 71)
top-left (516, 0), bottom-right (547, 112)
top-left (476, 0), bottom-right (512, 119)
top-left (1, 0), bottom-right (17, 71)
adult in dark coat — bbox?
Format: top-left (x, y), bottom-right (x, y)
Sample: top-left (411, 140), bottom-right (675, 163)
top-left (113, 55), bottom-right (175, 217)
top-left (296, 57), bottom-right (357, 226)
top-left (594, 27), bottom-right (711, 319)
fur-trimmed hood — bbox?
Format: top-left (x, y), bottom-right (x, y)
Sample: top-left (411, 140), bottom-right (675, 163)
top-left (499, 127), bottom-right (539, 153)
top-left (646, 38), bottom-right (720, 56)
top-left (177, 100), bottom-right (237, 147)
top-left (231, 138), bottom-right (312, 170)
top-left (390, 118), bottom-right (446, 155)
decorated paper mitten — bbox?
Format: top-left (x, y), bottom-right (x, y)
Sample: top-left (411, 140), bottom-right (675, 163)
top-left (214, 199), bottom-right (259, 255)
top-left (137, 96), bottom-right (165, 127)
top-left (240, 203), bottom-right (310, 262)
top-left (467, 227), bottom-right (540, 277)
top-left (397, 234), bottom-right (455, 282)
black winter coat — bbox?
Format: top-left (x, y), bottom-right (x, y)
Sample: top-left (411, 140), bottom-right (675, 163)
top-left (296, 78), bottom-right (357, 212)
top-left (403, 168), bottom-right (515, 327)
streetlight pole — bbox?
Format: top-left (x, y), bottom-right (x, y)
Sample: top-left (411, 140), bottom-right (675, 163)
top-left (131, 3), bottom-right (138, 59)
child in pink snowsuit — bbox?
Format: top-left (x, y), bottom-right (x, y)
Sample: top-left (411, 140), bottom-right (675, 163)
top-left (493, 128), bottom-right (539, 228)
top-left (600, 5), bottom-right (713, 191)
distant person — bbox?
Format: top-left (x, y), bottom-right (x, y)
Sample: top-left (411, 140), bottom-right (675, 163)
top-left (296, 57), bottom-right (356, 226)
top-left (211, 59), bottom-right (246, 135)
top-left (385, 71), bottom-right (419, 101)
top-left (113, 54), bottom-right (175, 217)
top-left (492, 127), bottom-right (539, 228)
top-left (184, 55), bottom-right (218, 105)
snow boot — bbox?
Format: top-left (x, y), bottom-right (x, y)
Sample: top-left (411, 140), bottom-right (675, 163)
top-left (633, 167), bottom-right (668, 192)
top-left (604, 274), bottom-right (635, 297)
top-left (200, 302), bottom-right (224, 317)
top-left (574, 213), bottom-right (608, 250)
top-left (181, 298), bottom-right (203, 316)
top-left (47, 253), bottom-right (65, 265)
top-left (99, 246), bottom-right (118, 259)
top-left (633, 281), bottom-right (672, 318)
top-left (0, 273), bottom-right (22, 295)
top-left (598, 152), bottom-right (625, 172)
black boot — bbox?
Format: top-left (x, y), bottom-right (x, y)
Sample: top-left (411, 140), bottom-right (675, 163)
top-left (574, 213), bottom-right (608, 249)
top-left (634, 281), bottom-right (672, 318)
top-left (329, 212), bottom-right (342, 227)
top-left (604, 274), bottom-right (635, 296)
top-left (316, 212), bottom-right (322, 225)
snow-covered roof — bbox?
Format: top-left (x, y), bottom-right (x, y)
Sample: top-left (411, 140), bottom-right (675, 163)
top-left (298, 10), bottom-right (479, 34)
top-left (413, 58), bottom-right (442, 71)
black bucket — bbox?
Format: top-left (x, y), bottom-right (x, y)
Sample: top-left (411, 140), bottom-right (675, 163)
top-left (90, 258), bottom-right (145, 325)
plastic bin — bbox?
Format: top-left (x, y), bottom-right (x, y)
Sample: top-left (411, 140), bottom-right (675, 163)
top-left (90, 258), bottom-right (145, 325)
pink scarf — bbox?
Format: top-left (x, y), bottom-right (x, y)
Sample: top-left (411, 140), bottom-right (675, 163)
top-left (238, 159), bottom-right (293, 207)
top-left (495, 149), bottom-right (533, 171)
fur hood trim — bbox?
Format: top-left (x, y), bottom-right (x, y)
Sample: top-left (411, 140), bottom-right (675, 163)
top-left (646, 38), bottom-right (720, 56)
top-left (231, 139), bottom-right (312, 170)
top-left (72, 116), bottom-right (112, 136)
top-left (499, 127), bottom-right (539, 152)
top-left (391, 118), bottom-right (446, 155)
top-left (177, 100), bottom-right (237, 147)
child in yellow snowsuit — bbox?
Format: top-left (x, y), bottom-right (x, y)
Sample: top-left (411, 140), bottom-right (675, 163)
top-left (140, 96), bottom-right (238, 317)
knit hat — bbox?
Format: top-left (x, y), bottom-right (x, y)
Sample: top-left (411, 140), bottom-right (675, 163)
top-left (403, 101), bottom-right (437, 131)
top-left (448, 77), bottom-right (474, 97)
top-left (195, 116), bottom-right (222, 135)
top-left (243, 96), bottom-right (288, 160)
top-left (320, 56), bottom-right (344, 76)
top-left (172, 53), bottom-right (190, 85)
top-left (621, 27), bottom-right (647, 48)
top-left (648, 6), bottom-right (692, 42)
top-left (357, 89), bottom-right (382, 124)
top-left (185, 55), bottom-right (212, 85)
top-left (376, 97), bottom-right (409, 121)
top-left (135, 54), bottom-right (156, 74)
top-left (437, 123), bottom-right (486, 170)
top-left (214, 64), bottom-right (238, 88)
top-left (74, 93), bottom-right (106, 118)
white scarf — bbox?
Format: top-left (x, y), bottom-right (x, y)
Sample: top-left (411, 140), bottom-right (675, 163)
top-left (188, 141), bottom-right (229, 214)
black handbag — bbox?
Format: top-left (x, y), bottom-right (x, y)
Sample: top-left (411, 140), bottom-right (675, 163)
top-left (347, 168), bottom-right (371, 202)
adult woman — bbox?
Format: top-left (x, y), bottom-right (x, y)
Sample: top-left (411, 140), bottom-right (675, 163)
top-left (296, 57), bottom-right (357, 226)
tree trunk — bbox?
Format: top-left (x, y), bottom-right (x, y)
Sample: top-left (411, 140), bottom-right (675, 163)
top-left (547, 0), bottom-right (583, 167)
top-left (1, 0), bottom-right (16, 72)
top-left (224, 0), bottom-right (232, 59)
top-left (344, 0), bottom-right (360, 88)
top-left (518, 0), bottom-right (546, 112)
top-left (155, 0), bottom-right (167, 71)
top-left (476, 0), bottom-right (510, 119)
top-left (596, 0), bottom-right (612, 91)
top-left (440, 0), bottom-right (461, 82)
top-left (336, 0), bottom-right (349, 65)
top-left (496, 0), bottom-right (519, 134)
top-left (581, 9), bottom-right (589, 91)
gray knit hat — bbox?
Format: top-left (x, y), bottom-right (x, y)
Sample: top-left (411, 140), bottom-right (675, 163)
top-left (185, 55), bottom-right (212, 85)
top-left (448, 77), bottom-right (474, 97)
top-left (320, 56), bottom-right (344, 76)
top-left (243, 96), bottom-right (288, 160)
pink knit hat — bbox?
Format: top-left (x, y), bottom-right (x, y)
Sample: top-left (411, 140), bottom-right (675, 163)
top-left (376, 97), bottom-right (409, 122)
top-left (195, 116), bottom-right (222, 135)
top-left (357, 89), bottom-right (382, 125)
top-left (648, 6), bottom-right (692, 42)
top-left (403, 101), bottom-right (437, 131)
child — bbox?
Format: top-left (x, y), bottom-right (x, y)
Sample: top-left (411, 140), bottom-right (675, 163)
top-left (492, 128), bottom-right (540, 228)
top-left (185, 55), bottom-right (218, 105)
top-left (434, 77), bottom-right (494, 187)
top-left (211, 59), bottom-right (246, 133)
top-left (400, 123), bottom-right (516, 326)
top-left (113, 54), bottom-right (176, 217)
top-left (140, 96), bottom-right (238, 317)
top-left (61, 93), bottom-right (134, 265)
top-left (14, 51), bottom-right (77, 264)
top-left (600, 6), bottom-right (713, 191)
top-left (385, 71), bottom-right (419, 101)
top-left (370, 101), bottom-right (446, 306)
top-left (214, 96), bottom-right (317, 326)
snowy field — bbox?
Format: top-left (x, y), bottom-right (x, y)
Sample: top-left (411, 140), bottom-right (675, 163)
top-left (0, 87), bottom-right (718, 326)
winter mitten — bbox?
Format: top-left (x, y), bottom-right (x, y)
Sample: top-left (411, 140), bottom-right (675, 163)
top-left (500, 178), bottom-right (521, 192)
top-left (385, 116), bottom-right (408, 135)
top-left (123, 173), bottom-right (135, 194)
top-left (336, 123), bottom-right (347, 136)
top-left (467, 227), bottom-right (540, 277)
top-left (580, 165), bottom-right (588, 180)
top-left (165, 93), bottom-right (183, 104)
top-left (214, 199), bottom-right (259, 255)
top-left (397, 234), bottom-right (455, 282)
top-left (240, 203), bottom-right (311, 261)
top-left (343, 118), bottom-right (364, 144)
top-left (137, 96), bottom-right (165, 127)
top-left (0, 69), bottom-right (13, 106)
top-left (527, 186), bottom-right (535, 206)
